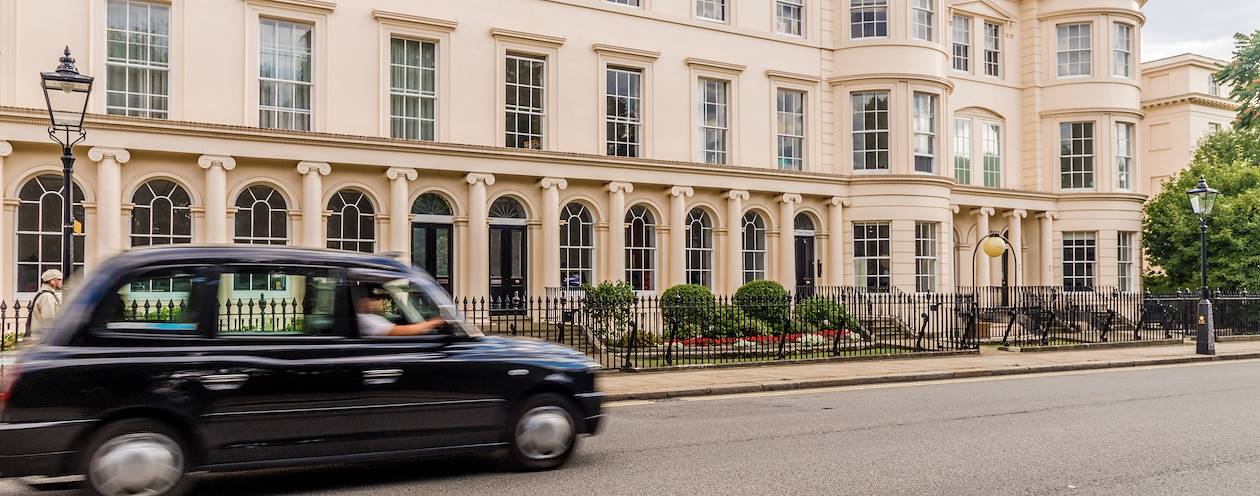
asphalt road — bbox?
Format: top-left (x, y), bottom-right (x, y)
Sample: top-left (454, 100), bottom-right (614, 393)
top-left (8, 359), bottom-right (1260, 495)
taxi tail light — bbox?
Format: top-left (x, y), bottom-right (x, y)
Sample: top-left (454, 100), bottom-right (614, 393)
top-left (0, 364), bottom-right (18, 413)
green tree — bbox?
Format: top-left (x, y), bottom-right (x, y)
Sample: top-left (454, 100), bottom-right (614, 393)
top-left (1214, 31), bottom-right (1260, 129)
top-left (1143, 128), bottom-right (1260, 292)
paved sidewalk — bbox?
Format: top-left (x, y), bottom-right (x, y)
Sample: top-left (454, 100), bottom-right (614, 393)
top-left (598, 340), bottom-right (1260, 401)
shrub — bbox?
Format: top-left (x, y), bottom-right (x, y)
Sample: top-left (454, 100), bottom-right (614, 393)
top-left (606, 327), bottom-right (662, 348)
top-left (795, 296), bottom-right (852, 330)
top-left (711, 304), bottom-right (775, 338)
top-left (661, 284), bottom-right (716, 330)
top-left (733, 280), bottom-right (791, 327)
top-left (582, 281), bottom-right (635, 339)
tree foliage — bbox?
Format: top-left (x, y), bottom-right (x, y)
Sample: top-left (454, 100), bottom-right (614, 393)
top-left (1214, 31), bottom-right (1260, 130)
top-left (1143, 128), bottom-right (1260, 292)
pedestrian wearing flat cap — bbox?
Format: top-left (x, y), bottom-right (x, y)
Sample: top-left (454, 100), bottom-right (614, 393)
top-left (26, 269), bottom-right (64, 344)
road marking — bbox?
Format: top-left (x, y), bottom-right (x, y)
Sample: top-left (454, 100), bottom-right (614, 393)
top-left (604, 358), bottom-right (1260, 407)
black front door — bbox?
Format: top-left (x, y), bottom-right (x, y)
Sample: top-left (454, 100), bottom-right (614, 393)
top-left (412, 223), bottom-right (454, 295)
top-left (795, 235), bottom-right (816, 293)
top-left (489, 225), bottom-right (527, 310)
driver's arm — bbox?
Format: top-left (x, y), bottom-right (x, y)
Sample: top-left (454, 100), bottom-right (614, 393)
top-left (383, 316), bottom-right (446, 336)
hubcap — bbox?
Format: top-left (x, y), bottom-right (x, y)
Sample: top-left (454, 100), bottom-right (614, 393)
top-left (89, 432), bottom-right (183, 496)
top-left (515, 406), bottom-right (574, 460)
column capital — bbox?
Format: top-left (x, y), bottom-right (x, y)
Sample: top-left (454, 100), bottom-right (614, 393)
top-left (1036, 211), bottom-right (1057, 220)
top-left (727, 189), bottom-right (750, 201)
top-left (198, 155), bottom-right (237, 171)
top-left (539, 177), bottom-right (569, 190)
top-left (88, 146), bottom-right (131, 164)
top-left (0, 141), bottom-right (12, 157)
top-left (607, 181), bottom-right (634, 194)
top-left (1004, 209), bottom-right (1028, 219)
top-left (780, 193), bottom-right (802, 204)
top-left (950, 204), bottom-right (962, 214)
top-left (970, 207), bottom-right (995, 217)
top-left (465, 172), bottom-right (496, 186)
top-left (386, 167), bottom-right (418, 181)
top-left (829, 196), bottom-right (850, 207)
top-left (297, 161), bottom-right (331, 176)
top-left (669, 186), bottom-right (694, 198)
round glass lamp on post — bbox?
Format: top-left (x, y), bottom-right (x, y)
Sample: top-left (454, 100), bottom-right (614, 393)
top-left (1186, 175), bottom-right (1220, 355)
top-left (40, 47), bottom-right (93, 280)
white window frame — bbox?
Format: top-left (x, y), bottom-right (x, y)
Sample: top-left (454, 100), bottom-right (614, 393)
top-left (129, 179), bottom-right (192, 247)
top-left (492, 31), bottom-right (562, 150)
top-left (954, 117), bottom-right (972, 184)
top-left (983, 21), bottom-right (1001, 77)
top-left (699, 78), bottom-right (730, 164)
top-left (105, 0), bottom-right (171, 119)
top-left (696, 0), bottom-right (729, 23)
top-left (625, 205), bottom-right (657, 292)
top-left (560, 203), bottom-right (596, 288)
top-left (1209, 74), bottom-right (1221, 97)
top-left (685, 208), bottom-right (715, 289)
top-left (915, 222), bottom-right (938, 293)
top-left (910, 0), bottom-right (935, 42)
top-left (776, 0), bottom-right (805, 37)
top-left (742, 211), bottom-right (767, 283)
top-left (776, 88), bottom-right (807, 171)
top-left (388, 37), bottom-right (438, 141)
top-left (850, 0), bottom-right (888, 39)
top-left (326, 189), bottom-right (376, 253)
top-left (913, 92), bottom-right (937, 174)
top-left (1056, 22), bottom-right (1093, 78)
top-left (375, 13), bottom-right (455, 142)
top-left (606, 66), bottom-right (644, 158)
top-left (854, 221), bottom-right (891, 293)
top-left (982, 121), bottom-right (1002, 188)
top-left (233, 185), bottom-right (290, 246)
top-left (257, 18), bottom-right (314, 131)
top-left (852, 90), bottom-right (890, 171)
top-left (1060, 121), bottom-right (1095, 190)
top-left (607, 0), bottom-right (641, 6)
top-left (1112, 22), bottom-right (1133, 78)
top-left (1118, 232), bottom-right (1135, 292)
top-left (1115, 121), bottom-right (1134, 191)
top-left (1062, 231), bottom-right (1096, 291)
top-left (504, 53), bottom-right (547, 150)
top-left (952, 15), bottom-right (971, 72)
top-left (15, 175), bottom-right (86, 298)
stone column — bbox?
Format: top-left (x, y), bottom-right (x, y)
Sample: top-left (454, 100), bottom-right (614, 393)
top-left (778, 194), bottom-right (802, 291)
top-left (725, 190), bottom-right (749, 294)
top-left (828, 197), bottom-right (848, 286)
top-left (465, 173), bottom-right (496, 300)
top-left (296, 161), bottom-right (330, 248)
top-left (606, 182), bottom-right (633, 283)
top-left (385, 168), bottom-right (417, 256)
top-left (1038, 212), bottom-right (1055, 286)
top-left (0, 142), bottom-right (11, 298)
top-left (669, 186), bottom-right (694, 288)
top-left (87, 147), bottom-right (130, 257)
top-left (1005, 209), bottom-right (1027, 286)
top-left (198, 155), bottom-right (237, 244)
top-left (539, 177), bottom-right (568, 290)
top-left (971, 207), bottom-right (994, 287)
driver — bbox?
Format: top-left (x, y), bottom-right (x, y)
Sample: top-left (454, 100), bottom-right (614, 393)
top-left (355, 291), bottom-right (445, 337)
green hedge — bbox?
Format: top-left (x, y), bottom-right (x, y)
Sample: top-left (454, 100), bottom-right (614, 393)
top-left (733, 280), bottom-right (791, 327)
top-left (795, 296), bottom-right (851, 330)
top-left (582, 281), bottom-right (635, 339)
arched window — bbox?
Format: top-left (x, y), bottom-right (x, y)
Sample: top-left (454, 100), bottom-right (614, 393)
top-left (411, 192), bottom-right (453, 217)
top-left (560, 203), bottom-right (594, 288)
top-left (131, 179), bottom-right (192, 247)
top-left (794, 213), bottom-right (815, 234)
top-left (16, 175), bottom-right (86, 294)
top-left (489, 196), bottom-right (527, 222)
top-left (625, 205), bottom-right (656, 292)
top-left (327, 189), bottom-right (376, 253)
top-left (742, 211), bottom-right (767, 283)
top-left (685, 208), bottom-right (714, 288)
top-left (233, 185), bottom-right (288, 245)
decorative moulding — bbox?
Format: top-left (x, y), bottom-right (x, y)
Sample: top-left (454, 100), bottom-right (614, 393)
top-left (489, 28), bottom-right (566, 47)
top-left (244, 0), bottom-right (336, 14)
top-left (765, 70), bottom-right (821, 84)
top-left (592, 44), bottom-right (660, 61)
top-left (685, 57), bottom-right (746, 74)
top-left (372, 10), bottom-right (458, 32)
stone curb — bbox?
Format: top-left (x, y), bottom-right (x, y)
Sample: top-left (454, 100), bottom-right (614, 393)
top-left (598, 349), bottom-right (978, 375)
top-left (997, 338), bottom-right (1185, 353)
top-left (603, 351), bottom-right (1260, 402)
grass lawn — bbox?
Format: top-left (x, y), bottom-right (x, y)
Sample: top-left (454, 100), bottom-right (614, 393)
top-left (622, 345), bottom-right (916, 369)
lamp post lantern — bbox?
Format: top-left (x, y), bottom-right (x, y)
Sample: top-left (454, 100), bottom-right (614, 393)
top-left (1186, 175), bottom-right (1220, 355)
top-left (40, 47), bottom-right (93, 280)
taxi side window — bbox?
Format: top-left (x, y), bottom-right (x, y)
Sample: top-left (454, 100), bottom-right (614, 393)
top-left (217, 267), bottom-right (349, 337)
top-left (89, 266), bottom-right (207, 334)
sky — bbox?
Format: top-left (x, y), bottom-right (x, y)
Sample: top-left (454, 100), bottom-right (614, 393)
top-left (1142, 0), bottom-right (1260, 62)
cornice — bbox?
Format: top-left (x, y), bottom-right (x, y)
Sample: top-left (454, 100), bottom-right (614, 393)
top-left (489, 28), bottom-right (566, 48)
top-left (828, 73), bottom-right (955, 92)
top-left (766, 70), bottom-right (822, 85)
top-left (1037, 7), bottom-right (1145, 25)
top-left (685, 57), bottom-right (746, 74)
top-left (592, 44), bottom-right (660, 61)
top-left (1141, 94), bottom-right (1240, 112)
top-left (371, 10), bottom-right (458, 32)
top-left (947, 0), bottom-right (1017, 22)
top-left (244, 0), bottom-right (335, 14)
top-left (1039, 107), bottom-right (1145, 119)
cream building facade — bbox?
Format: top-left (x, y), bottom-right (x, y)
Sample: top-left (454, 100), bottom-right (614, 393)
top-left (0, 0), bottom-right (1151, 301)
top-left (1140, 53), bottom-right (1238, 194)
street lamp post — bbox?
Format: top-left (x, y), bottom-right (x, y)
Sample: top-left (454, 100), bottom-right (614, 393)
top-left (1186, 175), bottom-right (1220, 355)
top-left (40, 47), bottom-right (94, 280)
